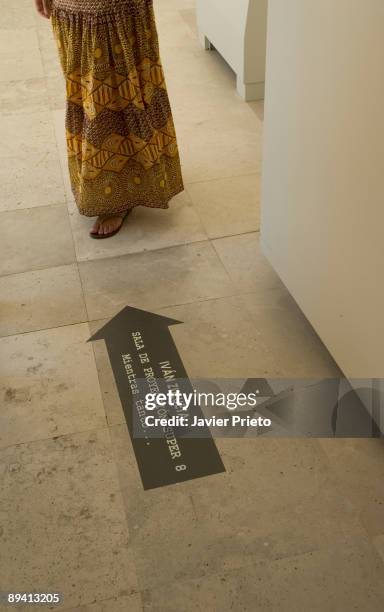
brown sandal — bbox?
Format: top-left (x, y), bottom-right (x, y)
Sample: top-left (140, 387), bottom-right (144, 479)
top-left (89, 210), bottom-right (131, 239)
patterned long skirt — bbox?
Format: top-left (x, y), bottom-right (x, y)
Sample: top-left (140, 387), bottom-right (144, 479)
top-left (51, 0), bottom-right (184, 216)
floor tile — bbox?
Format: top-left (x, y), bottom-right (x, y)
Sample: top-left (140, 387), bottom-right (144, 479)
top-left (183, 439), bottom-right (366, 561)
top-left (0, 205), bottom-right (75, 276)
top-left (39, 26), bottom-right (67, 108)
top-left (159, 47), bottom-right (262, 184)
top-left (0, 264), bottom-right (87, 337)
top-left (110, 424), bottom-right (217, 590)
top-left (64, 593), bottom-right (143, 612)
top-left (0, 78), bottom-right (48, 115)
top-left (213, 232), bottom-right (283, 294)
top-left (155, 6), bottom-right (197, 50)
top-left (177, 108), bottom-right (262, 183)
top-left (248, 99), bottom-right (264, 121)
top-left (111, 426), bottom-right (364, 592)
top-left (186, 174), bottom-right (260, 238)
top-left (0, 29), bottom-right (43, 81)
top-left (88, 320), bottom-right (125, 427)
top-left (32, 6), bottom-right (54, 29)
top-left (37, 26), bottom-right (62, 79)
top-left (319, 439), bottom-right (384, 536)
top-left (168, 65), bottom-right (251, 131)
top-left (160, 45), bottom-right (261, 169)
top-left (239, 293), bottom-right (342, 377)
top-left (52, 107), bottom-right (73, 200)
top-left (79, 241), bottom-right (235, 321)
top-left (160, 37), bottom-right (237, 93)
top-left (68, 192), bottom-right (207, 262)
top-left (160, 295), bottom-right (282, 378)
top-left (0, 428), bottom-right (138, 609)
top-left (373, 534), bottom-right (384, 565)
top-left (178, 8), bottom-right (198, 36)
top-left (46, 72), bottom-right (67, 110)
top-left (0, 323), bottom-right (105, 448)
top-left (142, 538), bottom-right (384, 611)
top-left (0, 111), bottom-right (65, 212)
top-left (0, 0), bottom-right (36, 29)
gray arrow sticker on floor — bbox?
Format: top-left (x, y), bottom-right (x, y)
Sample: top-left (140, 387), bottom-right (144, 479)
top-left (88, 306), bottom-right (226, 490)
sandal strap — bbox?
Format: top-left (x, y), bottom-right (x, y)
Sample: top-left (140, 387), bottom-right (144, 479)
top-left (98, 210), bottom-right (130, 223)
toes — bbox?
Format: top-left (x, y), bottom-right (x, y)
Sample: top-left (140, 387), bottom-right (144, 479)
top-left (92, 215), bottom-right (124, 236)
top-left (90, 216), bottom-right (102, 234)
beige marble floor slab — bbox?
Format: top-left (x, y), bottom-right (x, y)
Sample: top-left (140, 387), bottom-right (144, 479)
top-left (182, 439), bottom-right (365, 545)
top-left (142, 537), bottom-right (384, 611)
top-left (155, 0), bottom-right (197, 17)
top-left (37, 23), bottom-right (66, 108)
top-left (213, 232), bottom-right (283, 294)
top-left (161, 37), bottom-right (235, 88)
top-left (164, 50), bottom-right (247, 126)
top-left (0, 205), bottom-right (75, 276)
top-left (178, 7), bottom-right (198, 36)
top-left (374, 535), bottom-right (384, 565)
top-left (0, 264), bottom-right (87, 337)
top-left (79, 241), bottom-right (235, 321)
top-left (169, 75), bottom-right (240, 131)
top-left (248, 99), bottom-right (265, 121)
top-left (0, 111), bottom-right (65, 211)
top-left (319, 438), bottom-right (384, 537)
top-left (159, 295), bottom-right (282, 378)
top-left (0, 108), bottom-right (59, 155)
top-left (52, 108), bottom-right (73, 200)
top-left (177, 109), bottom-right (262, 183)
top-left (46, 72), bottom-right (67, 110)
top-left (37, 26), bottom-right (62, 79)
top-left (0, 428), bottom-right (138, 610)
top-left (64, 593), bottom-right (143, 612)
top-left (155, 6), bottom-right (197, 50)
top-left (88, 319), bottom-right (125, 427)
top-left (238, 293), bottom-right (342, 378)
top-left (67, 192), bottom-right (207, 262)
top-left (0, 29), bottom-right (43, 82)
top-left (0, 78), bottom-right (49, 115)
top-left (113, 420), bottom-right (366, 592)
top-left (186, 174), bottom-right (260, 238)
top-left (0, 323), bottom-right (105, 448)
top-left (0, 0), bottom-right (36, 29)
top-left (109, 426), bottom-right (358, 593)
top-left (156, 0), bottom-right (195, 10)
top-left (109, 424), bottom-right (220, 590)
top-left (32, 6), bottom-right (54, 29)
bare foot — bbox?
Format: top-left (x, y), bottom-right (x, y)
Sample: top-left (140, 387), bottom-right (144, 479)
top-left (90, 213), bottom-right (127, 236)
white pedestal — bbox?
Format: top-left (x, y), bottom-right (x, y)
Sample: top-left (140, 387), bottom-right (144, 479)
top-left (196, 0), bottom-right (268, 101)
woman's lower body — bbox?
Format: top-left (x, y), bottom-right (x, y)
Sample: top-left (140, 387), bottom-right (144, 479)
top-left (51, 0), bottom-right (184, 223)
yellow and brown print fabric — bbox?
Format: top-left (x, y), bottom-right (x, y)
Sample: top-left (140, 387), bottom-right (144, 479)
top-left (51, 0), bottom-right (184, 216)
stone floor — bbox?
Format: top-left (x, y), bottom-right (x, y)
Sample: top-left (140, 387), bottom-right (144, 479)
top-left (1, 1), bottom-right (384, 610)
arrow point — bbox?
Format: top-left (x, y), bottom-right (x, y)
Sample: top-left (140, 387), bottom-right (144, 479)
top-left (87, 306), bottom-right (184, 342)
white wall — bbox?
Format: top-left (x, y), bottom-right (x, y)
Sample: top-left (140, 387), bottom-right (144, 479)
top-left (261, 0), bottom-right (384, 377)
